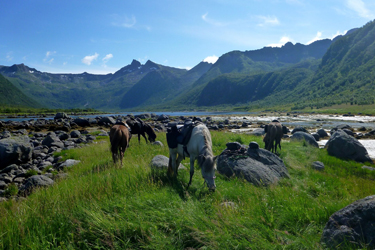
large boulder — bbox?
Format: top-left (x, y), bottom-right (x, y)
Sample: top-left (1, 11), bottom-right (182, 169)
top-left (54, 112), bottom-right (70, 120)
top-left (150, 155), bottom-right (185, 171)
top-left (290, 132), bottom-right (319, 148)
top-left (98, 117), bottom-right (116, 126)
top-left (73, 117), bottom-right (90, 127)
top-left (291, 126), bottom-right (308, 134)
top-left (19, 175), bottom-right (54, 195)
top-left (321, 195), bottom-right (375, 249)
top-left (247, 128), bottom-right (265, 136)
top-left (42, 132), bottom-right (64, 148)
top-left (0, 136), bottom-right (33, 169)
top-left (217, 142), bottom-right (289, 187)
top-left (325, 130), bottom-right (372, 163)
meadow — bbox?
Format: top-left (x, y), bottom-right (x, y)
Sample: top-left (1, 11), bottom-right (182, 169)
top-left (0, 130), bottom-right (374, 249)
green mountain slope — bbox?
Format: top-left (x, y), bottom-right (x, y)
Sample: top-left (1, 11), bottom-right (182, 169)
top-left (0, 73), bottom-right (42, 108)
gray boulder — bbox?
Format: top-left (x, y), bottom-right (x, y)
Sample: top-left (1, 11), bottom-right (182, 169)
top-left (325, 130), bottom-right (372, 163)
top-left (156, 114), bottom-right (169, 121)
top-left (217, 144), bottom-right (289, 187)
top-left (317, 128), bottom-right (329, 138)
top-left (73, 117), bottom-right (90, 127)
top-left (58, 159), bottom-right (81, 170)
top-left (98, 117), bottom-right (116, 126)
top-left (42, 133), bottom-right (64, 148)
top-left (321, 195), bottom-right (375, 249)
top-left (19, 175), bottom-right (54, 195)
top-left (54, 112), bottom-right (69, 119)
top-left (311, 161), bottom-right (324, 171)
top-left (247, 128), bottom-right (265, 136)
top-left (0, 136), bottom-right (33, 169)
top-left (290, 132), bottom-right (319, 148)
top-left (291, 126), bottom-right (308, 134)
top-left (70, 130), bottom-right (81, 138)
top-left (150, 155), bottom-right (185, 171)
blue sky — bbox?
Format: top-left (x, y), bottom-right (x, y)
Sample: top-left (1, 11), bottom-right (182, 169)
top-left (1, 0), bottom-right (375, 74)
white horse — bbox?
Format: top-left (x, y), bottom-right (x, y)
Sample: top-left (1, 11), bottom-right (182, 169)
top-left (168, 124), bottom-right (217, 191)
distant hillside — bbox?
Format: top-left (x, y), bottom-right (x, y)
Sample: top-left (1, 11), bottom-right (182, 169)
top-left (0, 73), bottom-right (42, 108)
top-left (287, 20), bottom-right (375, 109)
top-left (1, 20), bottom-right (373, 111)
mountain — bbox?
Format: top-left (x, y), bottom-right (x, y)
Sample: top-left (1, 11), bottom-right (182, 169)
top-left (2, 20), bottom-right (373, 111)
top-left (0, 73), bottom-right (42, 108)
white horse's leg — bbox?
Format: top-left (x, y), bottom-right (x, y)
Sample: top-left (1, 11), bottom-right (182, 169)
top-left (187, 157), bottom-right (195, 188)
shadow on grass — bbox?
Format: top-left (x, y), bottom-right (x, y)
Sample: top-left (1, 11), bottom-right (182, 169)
top-left (149, 169), bottom-right (215, 201)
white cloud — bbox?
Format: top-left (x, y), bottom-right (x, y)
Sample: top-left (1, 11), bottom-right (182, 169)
top-left (267, 36), bottom-right (293, 47)
top-left (307, 31), bottom-right (323, 45)
top-left (202, 13), bottom-right (225, 26)
top-left (111, 14), bottom-right (136, 28)
top-left (82, 53), bottom-right (99, 65)
top-left (203, 55), bottom-right (219, 64)
top-left (257, 15), bottom-right (280, 27)
top-left (102, 54), bottom-right (113, 63)
top-left (346, 0), bottom-right (374, 18)
top-left (6, 52), bottom-right (13, 61)
top-left (330, 30), bottom-right (348, 40)
top-left (43, 51), bottom-right (56, 64)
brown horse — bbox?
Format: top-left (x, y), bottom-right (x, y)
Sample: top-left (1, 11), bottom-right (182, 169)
top-left (263, 120), bottom-right (288, 154)
top-left (109, 124), bottom-right (132, 165)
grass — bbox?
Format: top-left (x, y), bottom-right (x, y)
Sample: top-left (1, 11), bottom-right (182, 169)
top-left (0, 131), bottom-right (374, 249)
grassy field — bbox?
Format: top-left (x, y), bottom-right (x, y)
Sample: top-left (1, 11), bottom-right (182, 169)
top-left (0, 130), bottom-right (374, 249)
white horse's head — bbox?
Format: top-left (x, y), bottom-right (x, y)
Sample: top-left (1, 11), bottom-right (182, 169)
top-left (198, 154), bottom-right (218, 191)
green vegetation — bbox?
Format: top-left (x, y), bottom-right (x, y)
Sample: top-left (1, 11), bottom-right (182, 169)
top-left (0, 131), bottom-right (374, 249)
top-left (0, 74), bottom-right (41, 108)
top-left (0, 107), bottom-right (101, 116)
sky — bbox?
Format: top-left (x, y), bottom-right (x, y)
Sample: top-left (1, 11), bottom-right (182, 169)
top-left (1, 0), bottom-right (375, 74)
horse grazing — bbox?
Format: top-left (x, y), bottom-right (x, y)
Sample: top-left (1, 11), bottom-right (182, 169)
top-left (168, 123), bottom-right (217, 191)
top-left (263, 120), bottom-right (288, 154)
top-left (109, 124), bottom-right (132, 165)
top-left (126, 118), bottom-right (156, 144)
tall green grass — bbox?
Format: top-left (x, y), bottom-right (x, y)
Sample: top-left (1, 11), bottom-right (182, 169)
top-left (0, 131), bottom-right (374, 249)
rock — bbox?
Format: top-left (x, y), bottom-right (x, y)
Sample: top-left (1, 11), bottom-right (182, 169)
top-left (135, 113), bottom-right (151, 119)
top-left (342, 128), bottom-right (355, 136)
top-left (217, 146), bottom-right (289, 187)
top-left (54, 112), bottom-right (69, 120)
top-left (311, 161), bottom-right (324, 171)
top-left (290, 132), bottom-right (319, 148)
top-left (57, 159), bottom-right (81, 170)
top-left (325, 130), bottom-right (372, 163)
top-left (156, 114), bottom-right (169, 121)
top-left (220, 202), bottom-right (238, 209)
top-left (1, 130), bottom-right (11, 139)
top-left (0, 136), bottom-right (34, 169)
top-left (98, 117), bottom-right (116, 126)
top-left (249, 141), bottom-right (259, 149)
top-left (311, 133), bottom-right (320, 141)
top-left (150, 155), bottom-right (185, 171)
top-left (73, 117), bottom-right (90, 127)
top-left (1, 164), bottom-right (19, 174)
top-left (317, 128), bottom-right (329, 138)
top-left (247, 128), bottom-right (265, 136)
top-left (70, 130), bottom-right (81, 138)
top-left (291, 126), bottom-right (308, 134)
top-left (226, 142), bottom-right (242, 151)
top-left (321, 195), bottom-right (375, 249)
top-left (42, 133), bottom-right (64, 148)
top-left (362, 165), bottom-right (375, 171)
top-left (151, 141), bottom-right (163, 147)
top-left (19, 175), bottom-right (54, 195)
top-left (0, 181), bottom-right (7, 190)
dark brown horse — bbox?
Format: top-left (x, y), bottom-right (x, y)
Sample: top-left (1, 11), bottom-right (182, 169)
top-left (126, 118), bottom-right (156, 144)
top-left (109, 124), bottom-right (132, 165)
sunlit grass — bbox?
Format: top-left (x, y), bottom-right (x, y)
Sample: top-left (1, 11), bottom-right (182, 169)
top-left (0, 131), bottom-right (374, 249)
